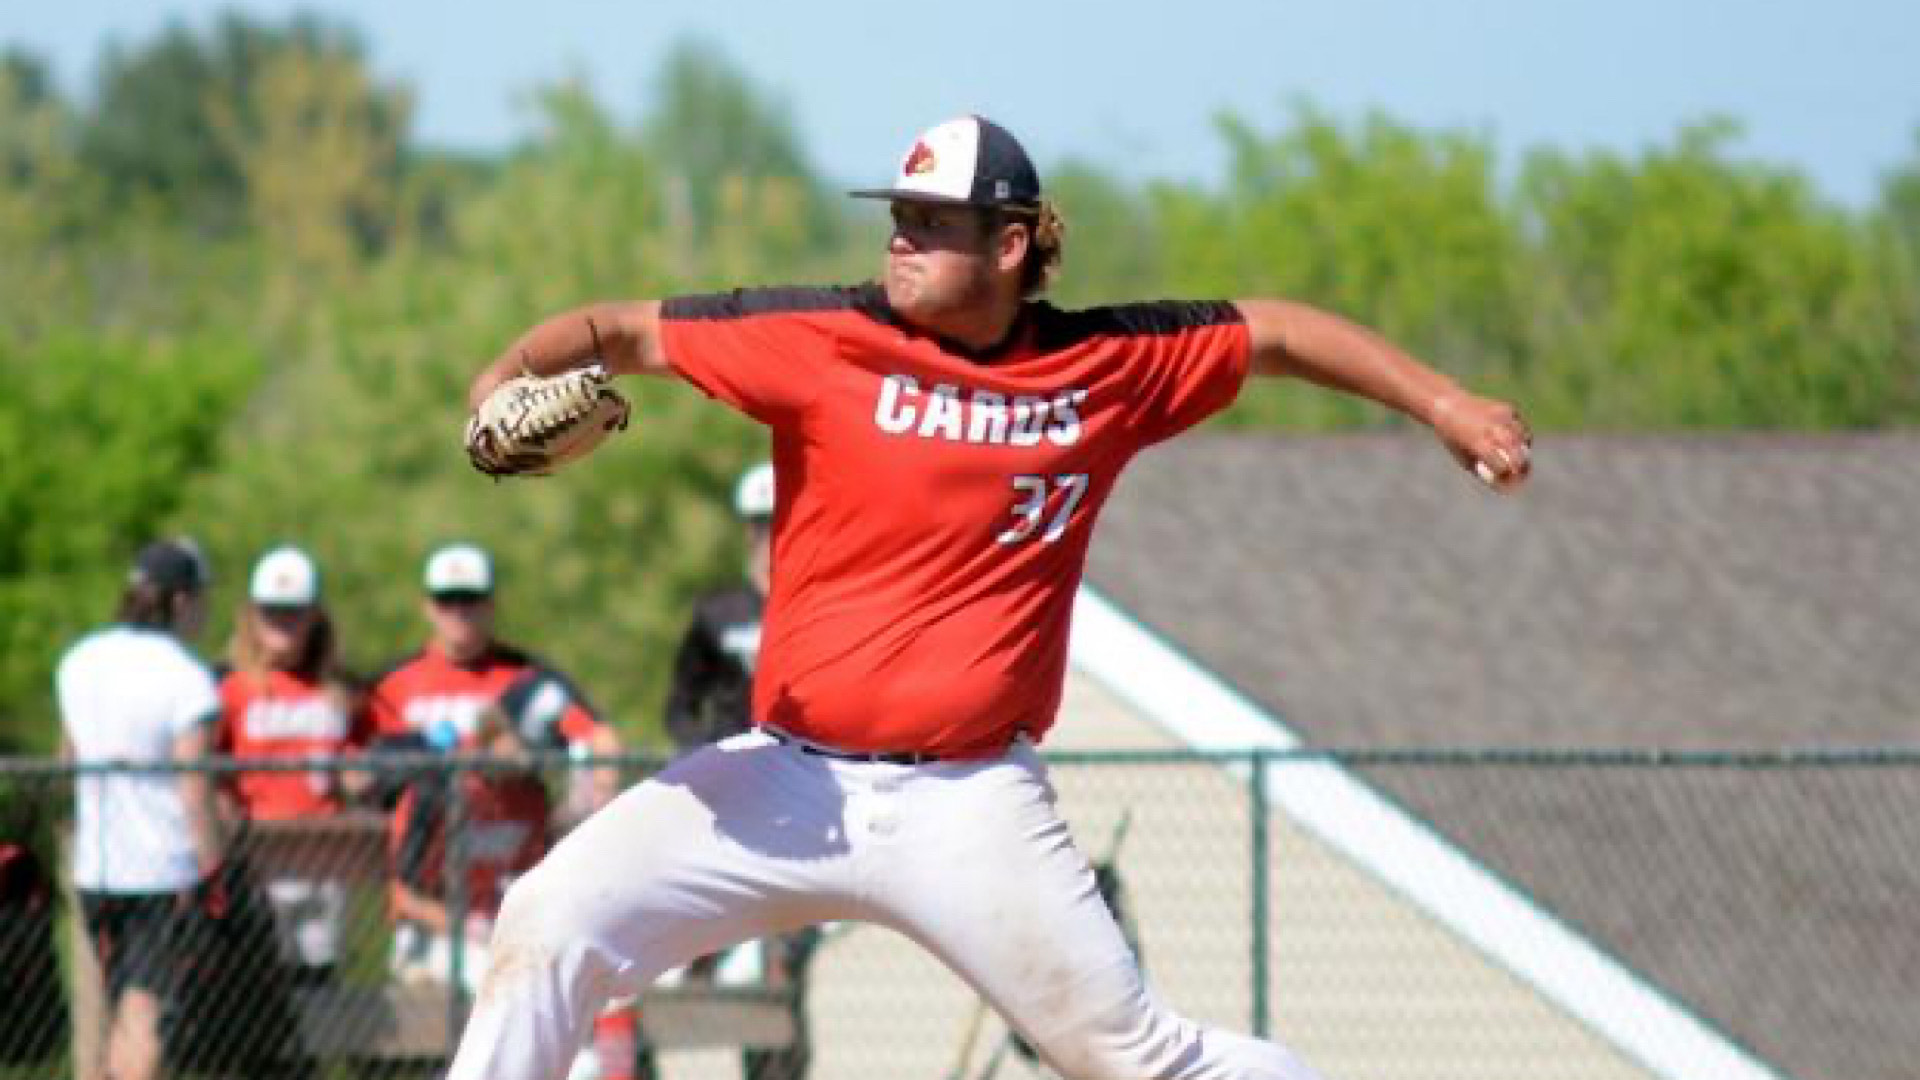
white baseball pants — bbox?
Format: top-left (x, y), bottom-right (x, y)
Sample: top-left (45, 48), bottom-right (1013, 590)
top-left (448, 731), bottom-right (1323, 1080)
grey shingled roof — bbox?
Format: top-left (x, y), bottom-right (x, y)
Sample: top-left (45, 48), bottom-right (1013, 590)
top-left (1086, 432), bottom-right (1920, 1080)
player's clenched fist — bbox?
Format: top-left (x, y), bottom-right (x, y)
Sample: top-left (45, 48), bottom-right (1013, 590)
top-left (464, 364), bottom-right (631, 478)
top-left (1429, 390), bottom-right (1533, 491)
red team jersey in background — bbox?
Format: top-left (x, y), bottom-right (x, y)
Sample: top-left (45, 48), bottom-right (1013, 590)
top-left (660, 284), bottom-right (1249, 757)
top-left (390, 771), bottom-right (550, 917)
top-left (217, 668), bottom-right (373, 819)
top-left (369, 644), bottom-right (604, 749)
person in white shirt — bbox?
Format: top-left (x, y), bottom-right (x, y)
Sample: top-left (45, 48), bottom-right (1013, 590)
top-left (57, 537), bottom-right (228, 1080)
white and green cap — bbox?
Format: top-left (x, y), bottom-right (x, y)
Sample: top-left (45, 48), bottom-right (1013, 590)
top-left (423, 542), bottom-right (493, 596)
top-left (733, 462), bottom-right (776, 520)
top-left (249, 546), bottom-right (320, 607)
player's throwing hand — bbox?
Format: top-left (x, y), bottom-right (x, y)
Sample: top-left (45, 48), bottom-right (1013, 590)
top-left (1429, 390), bottom-right (1534, 490)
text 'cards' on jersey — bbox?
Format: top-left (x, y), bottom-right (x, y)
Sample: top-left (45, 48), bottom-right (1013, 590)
top-left (242, 697), bottom-right (350, 741)
top-left (874, 375), bottom-right (1088, 447)
top-left (403, 695), bottom-right (490, 740)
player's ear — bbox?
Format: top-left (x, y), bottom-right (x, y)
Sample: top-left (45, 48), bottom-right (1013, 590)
top-left (993, 215), bottom-right (1031, 275)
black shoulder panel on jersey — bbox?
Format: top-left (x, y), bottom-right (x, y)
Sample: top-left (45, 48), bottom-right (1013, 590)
top-left (695, 583), bottom-right (767, 629)
top-left (488, 642), bottom-right (536, 668)
top-left (1032, 300), bottom-right (1243, 350)
top-left (495, 644), bottom-right (601, 721)
top-left (663, 283), bottom-right (886, 322)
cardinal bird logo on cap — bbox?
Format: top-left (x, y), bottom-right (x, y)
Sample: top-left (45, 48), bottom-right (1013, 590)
top-left (903, 140), bottom-right (938, 176)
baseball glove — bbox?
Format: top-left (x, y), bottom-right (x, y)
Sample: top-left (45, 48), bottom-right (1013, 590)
top-left (464, 365), bottom-right (631, 478)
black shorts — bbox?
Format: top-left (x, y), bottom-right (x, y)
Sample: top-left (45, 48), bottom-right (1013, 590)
top-left (80, 890), bottom-right (187, 1001)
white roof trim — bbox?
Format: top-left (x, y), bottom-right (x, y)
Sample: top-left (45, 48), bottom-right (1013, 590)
top-left (1068, 583), bottom-right (1789, 1080)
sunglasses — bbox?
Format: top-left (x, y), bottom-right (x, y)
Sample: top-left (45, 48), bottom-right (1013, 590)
top-left (430, 591), bottom-right (492, 608)
top-left (256, 603), bottom-right (316, 618)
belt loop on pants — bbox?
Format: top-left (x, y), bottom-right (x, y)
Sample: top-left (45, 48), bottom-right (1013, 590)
top-left (757, 726), bottom-right (942, 766)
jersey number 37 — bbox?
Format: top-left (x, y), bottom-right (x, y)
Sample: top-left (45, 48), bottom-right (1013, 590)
top-left (997, 473), bottom-right (1089, 544)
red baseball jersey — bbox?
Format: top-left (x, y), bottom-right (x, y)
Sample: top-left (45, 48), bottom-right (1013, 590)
top-left (216, 668), bottom-right (373, 819)
top-left (389, 771), bottom-right (550, 918)
top-left (660, 284), bottom-right (1249, 757)
top-left (369, 644), bottom-right (604, 749)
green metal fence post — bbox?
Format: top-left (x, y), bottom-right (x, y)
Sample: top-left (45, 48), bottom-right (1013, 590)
top-left (447, 757), bottom-right (471, 1056)
top-left (1250, 749), bottom-right (1270, 1038)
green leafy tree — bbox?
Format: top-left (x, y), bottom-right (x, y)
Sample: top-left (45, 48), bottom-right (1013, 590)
top-left (1045, 160), bottom-right (1169, 308)
top-left (1882, 129), bottom-right (1920, 265)
top-left (0, 48), bottom-right (51, 108)
top-left (79, 11), bottom-right (398, 235)
top-left (1160, 106), bottom-right (1530, 429)
top-left (0, 48), bottom-right (100, 336)
top-left (0, 336), bottom-right (259, 749)
top-left (1, 48), bottom-right (57, 181)
top-left (640, 39), bottom-right (843, 272)
top-left (1519, 120), bottom-right (1914, 426)
top-left (209, 43), bottom-right (411, 297)
top-left (1873, 131), bottom-right (1920, 418)
top-left (167, 80), bottom-right (768, 744)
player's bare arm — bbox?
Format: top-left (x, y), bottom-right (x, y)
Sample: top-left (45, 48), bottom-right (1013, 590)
top-left (581, 725), bottom-right (624, 811)
top-left (174, 719), bottom-right (229, 874)
top-left (467, 300), bottom-right (670, 411)
top-left (1237, 298), bottom-right (1533, 487)
top-left (392, 879), bottom-right (454, 934)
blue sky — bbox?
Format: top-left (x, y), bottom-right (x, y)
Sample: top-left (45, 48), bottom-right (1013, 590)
top-left (6, 1), bottom-right (1916, 207)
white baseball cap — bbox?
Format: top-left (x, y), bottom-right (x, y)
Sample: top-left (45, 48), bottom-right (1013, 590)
top-left (848, 115), bottom-right (1042, 211)
top-left (423, 542), bottom-right (494, 596)
top-left (249, 546), bottom-right (320, 607)
top-left (733, 462), bottom-right (776, 520)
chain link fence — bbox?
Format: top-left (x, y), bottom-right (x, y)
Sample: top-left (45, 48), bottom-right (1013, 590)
top-left (0, 749), bottom-right (1911, 1080)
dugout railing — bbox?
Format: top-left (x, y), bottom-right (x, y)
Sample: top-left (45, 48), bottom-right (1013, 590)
top-left (0, 748), bottom-right (1911, 1080)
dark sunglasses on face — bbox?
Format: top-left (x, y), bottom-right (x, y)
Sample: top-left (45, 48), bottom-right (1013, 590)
top-left (256, 603), bottom-right (315, 620)
top-left (430, 591), bottom-right (491, 609)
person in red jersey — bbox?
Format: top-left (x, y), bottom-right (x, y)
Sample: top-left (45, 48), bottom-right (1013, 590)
top-left (216, 544), bottom-right (371, 984)
top-left (448, 115), bottom-right (1534, 1080)
top-left (387, 706), bottom-right (550, 987)
top-left (388, 681), bottom-right (643, 1080)
top-left (368, 542), bottom-right (623, 819)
